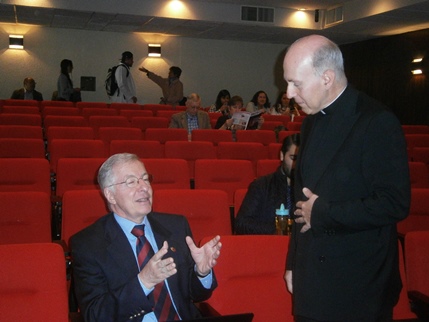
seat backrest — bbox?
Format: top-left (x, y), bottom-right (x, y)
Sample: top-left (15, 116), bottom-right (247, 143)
top-left (110, 103), bottom-right (142, 110)
top-left (42, 106), bottom-right (80, 117)
top-left (40, 100), bottom-right (74, 108)
top-left (235, 130), bottom-right (277, 146)
top-left (260, 121), bottom-right (283, 131)
top-left (164, 141), bottom-right (216, 179)
top-left (393, 240), bottom-right (418, 320)
top-left (144, 128), bottom-right (188, 144)
top-left (49, 139), bottom-right (106, 173)
top-left (191, 129), bottom-right (233, 145)
top-left (217, 142), bottom-right (268, 174)
top-left (0, 113), bottom-right (41, 126)
top-left (110, 140), bottom-right (165, 158)
top-left (153, 189), bottom-right (232, 244)
top-left (76, 102), bottom-right (109, 109)
top-left (142, 103), bottom-right (174, 115)
top-left (0, 191), bottom-right (52, 244)
top-left (2, 105), bottom-right (40, 114)
top-left (131, 116), bottom-right (169, 131)
top-left (402, 125), bottom-right (429, 135)
top-left (156, 110), bottom-right (180, 121)
top-left (61, 189), bottom-right (108, 246)
top-left (0, 158), bottom-right (51, 194)
top-left (81, 107), bottom-right (118, 119)
top-left (55, 158), bottom-right (106, 198)
top-left (256, 159), bottom-right (280, 177)
top-left (142, 158), bottom-right (190, 189)
top-left (261, 114), bottom-right (290, 127)
top-left (119, 109), bottom-right (153, 121)
top-left (0, 125), bottom-right (43, 139)
top-left (200, 235), bottom-right (293, 322)
top-left (194, 159), bottom-right (254, 205)
top-left (408, 161), bottom-right (429, 188)
top-left (405, 135), bottom-right (429, 159)
top-left (286, 122), bottom-right (302, 131)
top-left (396, 188), bottom-right (429, 237)
top-left (412, 147), bottom-right (429, 167)
top-left (97, 127), bottom-right (143, 153)
top-left (43, 115), bottom-right (88, 129)
top-left (0, 138), bottom-right (45, 158)
top-left (88, 115), bottom-right (130, 130)
top-left (3, 99), bottom-right (39, 106)
top-left (405, 231), bottom-right (429, 297)
top-left (0, 243), bottom-right (69, 322)
top-left (46, 126), bottom-right (95, 149)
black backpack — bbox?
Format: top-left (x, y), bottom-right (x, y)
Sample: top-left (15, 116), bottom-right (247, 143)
top-left (105, 63), bottom-right (129, 97)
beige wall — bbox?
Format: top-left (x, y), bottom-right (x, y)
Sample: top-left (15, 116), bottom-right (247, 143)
top-left (0, 24), bottom-right (288, 107)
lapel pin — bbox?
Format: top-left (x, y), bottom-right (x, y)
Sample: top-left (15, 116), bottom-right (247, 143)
top-left (170, 246), bottom-right (176, 252)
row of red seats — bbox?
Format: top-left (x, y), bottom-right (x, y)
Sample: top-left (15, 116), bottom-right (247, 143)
top-left (2, 232), bottom-right (426, 322)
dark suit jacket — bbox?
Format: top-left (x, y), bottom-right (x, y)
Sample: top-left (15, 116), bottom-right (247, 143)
top-left (235, 166), bottom-right (290, 235)
top-left (169, 110), bottom-right (211, 130)
top-left (286, 86), bottom-right (410, 321)
top-left (11, 88), bottom-right (43, 101)
top-left (71, 212), bottom-right (217, 322)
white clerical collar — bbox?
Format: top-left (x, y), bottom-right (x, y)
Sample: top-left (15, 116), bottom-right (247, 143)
top-left (320, 85), bottom-right (347, 115)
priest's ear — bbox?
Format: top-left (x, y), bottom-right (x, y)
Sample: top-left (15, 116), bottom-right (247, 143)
top-left (322, 69), bottom-right (335, 87)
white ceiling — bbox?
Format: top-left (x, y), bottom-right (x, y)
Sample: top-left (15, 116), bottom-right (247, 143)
top-left (0, 0), bottom-right (429, 45)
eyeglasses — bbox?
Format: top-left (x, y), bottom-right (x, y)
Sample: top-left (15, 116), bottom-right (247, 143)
top-left (107, 174), bottom-right (153, 188)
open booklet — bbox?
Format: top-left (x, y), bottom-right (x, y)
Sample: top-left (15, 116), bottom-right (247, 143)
top-left (231, 110), bottom-right (263, 130)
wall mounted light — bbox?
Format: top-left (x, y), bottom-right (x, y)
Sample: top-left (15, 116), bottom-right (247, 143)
top-left (9, 35), bottom-right (24, 49)
top-left (148, 44), bottom-right (161, 57)
top-left (411, 57), bottom-right (424, 75)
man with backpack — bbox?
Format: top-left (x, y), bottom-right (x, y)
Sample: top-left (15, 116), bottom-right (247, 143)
top-left (109, 51), bottom-right (137, 103)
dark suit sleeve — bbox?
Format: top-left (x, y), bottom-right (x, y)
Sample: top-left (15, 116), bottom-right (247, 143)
top-left (311, 109), bottom-right (410, 234)
top-left (71, 231), bottom-right (152, 322)
top-left (10, 89), bottom-right (22, 99)
top-left (34, 90), bottom-right (44, 101)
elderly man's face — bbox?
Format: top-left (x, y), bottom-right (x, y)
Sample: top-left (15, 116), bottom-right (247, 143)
top-left (186, 99), bottom-right (201, 116)
top-left (104, 160), bottom-right (153, 223)
top-left (24, 79), bottom-right (36, 92)
top-left (283, 51), bottom-right (327, 115)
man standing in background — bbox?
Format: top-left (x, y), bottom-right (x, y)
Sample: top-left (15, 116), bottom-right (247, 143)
top-left (111, 51), bottom-right (137, 104)
top-left (139, 66), bottom-right (184, 106)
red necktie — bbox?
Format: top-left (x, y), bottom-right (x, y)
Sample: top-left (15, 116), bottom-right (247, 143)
top-left (131, 225), bottom-right (179, 321)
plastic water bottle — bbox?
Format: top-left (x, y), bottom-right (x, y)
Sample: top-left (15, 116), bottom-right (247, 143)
top-left (275, 203), bottom-right (290, 235)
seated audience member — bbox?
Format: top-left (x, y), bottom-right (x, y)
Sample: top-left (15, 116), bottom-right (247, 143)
top-left (139, 66), bottom-right (184, 106)
top-left (71, 153), bottom-right (222, 322)
top-left (235, 134), bottom-right (300, 234)
top-left (271, 91), bottom-right (301, 117)
top-left (215, 95), bottom-right (243, 130)
top-left (169, 93), bottom-right (211, 138)
top-left (246, 90), bottom-right (271, 113)
top-left (208, 89), bottom-right (231, 114)
top-left (11, 77), bottom-right (43, 101)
